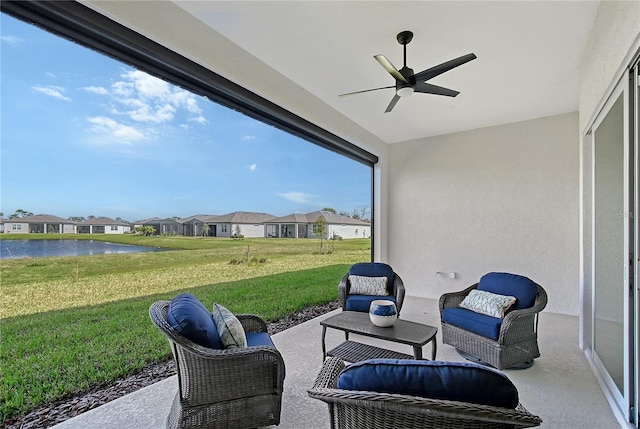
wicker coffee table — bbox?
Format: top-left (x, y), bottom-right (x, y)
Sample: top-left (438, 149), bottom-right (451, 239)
top-left (321, 311), bottom-right (438, 362)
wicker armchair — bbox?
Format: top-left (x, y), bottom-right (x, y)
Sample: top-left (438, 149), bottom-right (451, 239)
top-left (308, 357), bottom-right (542, 429)
top-left (149, 300), bottom-right (286, 429)
top-left (338, 262), bottom-right (406, 316)
top-left (439, 274), bottom-right (548, 370)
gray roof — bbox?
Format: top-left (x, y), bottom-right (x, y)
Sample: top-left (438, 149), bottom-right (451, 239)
top-left (179, 214), bottom-right (216, 223)
top-left (267, 210), bottom-right (370, 226)
top-left (209, 211), bottom-right (276, 224)
top-left (5, 214), bottom-right (75, 224)
top-left (78, 217), bottom-right (130, 226)
top-left (306, 210), bottom-right (370, 225)
top-left (135, 217), bottom-right (162, 224)
top-left (267, 213), bottom-right (310, 223)
top-left (141, 218), bottom-right (181, 225)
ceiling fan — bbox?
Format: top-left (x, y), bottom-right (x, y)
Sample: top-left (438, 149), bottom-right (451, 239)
top-left (339, 30), bottom-right (477, 113)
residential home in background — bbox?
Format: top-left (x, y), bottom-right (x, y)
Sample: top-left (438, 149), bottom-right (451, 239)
top-left (77, 217), bottom-right (131, 234)
top-left (206, 211), bottom-right (276, 238)
top-left (179, 214), bottom-right (216, 237)
top-left (266, 210), bottom-right (370, 239)
top-left (134, 217), bottom-right (182, 236)
top-left (3, 214), bottom-right (77, 234)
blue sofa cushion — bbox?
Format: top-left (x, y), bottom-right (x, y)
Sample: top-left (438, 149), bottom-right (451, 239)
top-left (478, 272), bottom-right (538, 310)
top-left (246, 332), bottom-right (276, 347)
top-left (337, 359), bottom-right (519, 408)
top-left (167, 293), bottom-right (222, 349)
top-left (346, 294), bottom-right (396, 313)
top-left (442, 307), bottom-right (502, 340)
top-left (349, 263), bottom-right (395, 293)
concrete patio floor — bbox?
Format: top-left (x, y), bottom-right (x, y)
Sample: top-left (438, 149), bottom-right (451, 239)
top-left (52, 296), bottom-right (623, 429)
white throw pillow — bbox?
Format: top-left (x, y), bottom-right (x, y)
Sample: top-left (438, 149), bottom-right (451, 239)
top-left (212, 303), bottom-right (247, 349)
top-left (348, 275), bottom-right (389, 296)
top-left (459, 289), bottom-right (516, 319)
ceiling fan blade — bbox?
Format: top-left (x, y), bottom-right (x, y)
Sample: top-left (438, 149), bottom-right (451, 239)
top-left (374, 54), bottom-right (409, 84)
top-left (414, 82), bottom-right (460, 97)
top-left (384, 94), bottom-right (401, 113)
top-left (414, 53), bottom-right (477, 82)
top-left (339, 85), bottom-right (395, 98)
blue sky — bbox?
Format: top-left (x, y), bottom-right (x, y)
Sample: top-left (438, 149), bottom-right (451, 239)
top-left (0, 14), bottom-right (371, 222)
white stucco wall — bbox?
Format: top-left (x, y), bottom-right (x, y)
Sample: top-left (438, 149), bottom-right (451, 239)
top-left (4, 222), bottom-right (27, 233)
top-left (328, 224), bottom-right (371, 239)
top-left (579, 0), bottom-right (640, 133)
top-left (105, 225), bottom-right (131, 234)
top-left (234, 224), bottom-right (265, 238)
top-left (387, 113), bottom-right (580, 315)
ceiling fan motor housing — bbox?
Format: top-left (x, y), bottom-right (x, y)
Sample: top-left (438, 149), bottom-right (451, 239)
top-left (396, 66), bottom-right (415, 96)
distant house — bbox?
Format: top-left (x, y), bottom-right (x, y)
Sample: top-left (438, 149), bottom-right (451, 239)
top-left (0, 218), bottom-right (5, 233)
top-left (78, 217), bottom-right (131, 234)
top-left (4, 214), bottom-right (77, 234)
top-left (179, 214), bottom-right (216, 237)
top-left (266, 210), bottom-right (370, 239)
top-left (206, 211), bottom-right (276, 238)
top-left (134, 217), bottom-right (182, 235)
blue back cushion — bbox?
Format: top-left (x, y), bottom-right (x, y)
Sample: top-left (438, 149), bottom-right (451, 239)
top-left (167, 293), bottom-right (222, 349)
top-left (442, 308), bottom-right (502, 340)
top-left (478, 272), bottom-right (538, 310)
top-left (346, 295), bottom-right (396, 312)
top-left (337, 359), bottom-right (519, 409)
top-left (349, 263), bottom-right (395, 293)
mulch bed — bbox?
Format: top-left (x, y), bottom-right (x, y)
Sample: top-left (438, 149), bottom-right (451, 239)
top-left (3, 301), bottom-right (340, 429)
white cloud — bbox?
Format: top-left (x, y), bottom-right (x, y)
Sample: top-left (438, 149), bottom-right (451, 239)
top-left (128, 103), bottom-right (176, 123)
top-left (108, 70), bottom-right (205, 124)
top-left (0, 35), bottom-right (24, 46)
top-left (32, 85), bottom-right (71, 101)
top-left (82, 86), bottom-right (109, 95)
top-left (249, 164), bottom-right (257, 171)
top-left (242, 135), bottom-right (256, 141)
top-left (86, 116), bottom-right (145, 143)
top-left (277, 191), bottom-right (317, 205)
top-left (189, 116), bottom-right (207, 124)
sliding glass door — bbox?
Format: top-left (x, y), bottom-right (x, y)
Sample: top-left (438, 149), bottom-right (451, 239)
top-left (590, 62), bottom-right (638, 426)
top-left (593, 83), bottom-right (626, 406)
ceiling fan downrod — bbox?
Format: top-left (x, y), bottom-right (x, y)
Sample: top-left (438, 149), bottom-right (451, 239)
top-left (397, 30), bottom-right (413, 68)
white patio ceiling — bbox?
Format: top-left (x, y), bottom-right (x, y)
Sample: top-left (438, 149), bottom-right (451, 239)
top-left (170, 1), bottom-right (599, 144)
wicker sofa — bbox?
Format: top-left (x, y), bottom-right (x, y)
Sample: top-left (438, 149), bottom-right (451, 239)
top-left (439, 272), bottom-right (548, 370)
top-left (149, 298), bottom-right (285, 429)
top-left (308, 357), bottom-right (542, 429)
top-left (338, 262), bottom-right (406, 316)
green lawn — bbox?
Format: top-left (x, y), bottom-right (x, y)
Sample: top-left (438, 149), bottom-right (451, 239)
top-left (0, 236), bottom-right (370, 423)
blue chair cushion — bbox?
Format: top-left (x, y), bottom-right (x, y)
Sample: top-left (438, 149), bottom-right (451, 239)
top-left (337, 359), bottom-right (519, 408)
top-left (167, 293), bottom-right (222, 349)
top-left (246, 332), bottom-right (276, 347)
top-left (478, 272), bottom-right (538, 310)
top-left (346, 295), bottom-right (396, 313)
top-left (349, 263), bottom-right (395, 293)
top-left (442, 307), bottom-right (502, 340)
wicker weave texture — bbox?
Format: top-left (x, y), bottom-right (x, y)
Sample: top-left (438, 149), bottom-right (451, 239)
top-left (150, 301), bottom-right (285, 429)
top-left (338, 268), bottom-right (406, 316)
top-left (327, 340), bottom-right (413, 362)
top-left (439, 282), bottom-right (548, 370)
top-left (308, 357), bottom-right (542, 429)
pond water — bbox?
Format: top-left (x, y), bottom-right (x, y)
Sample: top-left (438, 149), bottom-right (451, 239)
top-left (0, 239), bottom-right (165, 259)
